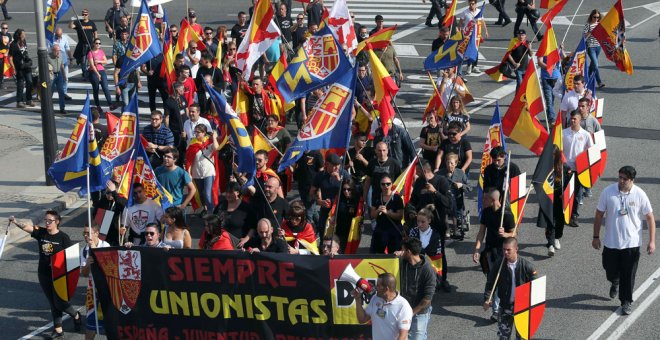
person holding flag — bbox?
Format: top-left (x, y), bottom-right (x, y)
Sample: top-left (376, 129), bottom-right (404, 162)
top-left (79, 223), bottom-right (111, 338)
top-left (536, 145), bottom-right (566, 256)
top-left (458, 0), bottom-right (488, 74)
top-left (563, 110), bottom-right (593, 226)
top-left (483, 146), bottom-right (522, 200)
top-left (8, 211), bottom-right (82, 339)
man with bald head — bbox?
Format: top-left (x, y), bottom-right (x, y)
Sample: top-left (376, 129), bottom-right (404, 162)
top-left (48, 27), bottom-right (72, 100)
top-left (48, 45), bottom-right (68, 115)
top-left (246, 218), bottom-right (288, 253)
top-left (252, 177), bottom-right (288, 234)
top-left (363, 142), bottom-right (402, 207)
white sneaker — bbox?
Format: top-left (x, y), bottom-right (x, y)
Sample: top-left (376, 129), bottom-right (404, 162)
top-left (554, 239), bottom-right (561, 249)
top-left (548, 245), bottom-right (555, 256)
top-left (472, 66), bottom-right (481, 73)
top-left (465, 65), bottom-right (473, 75)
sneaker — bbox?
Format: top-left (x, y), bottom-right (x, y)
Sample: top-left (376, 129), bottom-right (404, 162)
top-left (610, 283), bottom-right (619, 299)
top-left (50, 330), bottom-right (64, 339)
top-left (568, 219), bottom-right (580, 228)
top-left (554, 239), bottom-right (561, 249)
top-left (440, 280), bottom-right (451, 293)
top-left (578, 198), bottom-right (584, 205)
top-left (502, 19), bottom-right (512, 27)
top-left (26, 101), bottom-right (36, 107)
top-left (73, 311), bottom-right (82, 331)
top-left (472, 66), bottom-right (481, 73)
top-left (58, 109), bottom-right (68, 115)
top-left (16, 102), bottom-right (26, 108)
top-left (621, 301), bottom-right (632, 315)
top-left (465, 65), bottom-right (473, 75)
top-left (585, 189), bottom-right (593, 198)
top-left (64, 95), bottom-right (73, 101)
top-left (548, 245), bottom-right (555, 257)
top-left (490, 312), bottom-right (499, 322)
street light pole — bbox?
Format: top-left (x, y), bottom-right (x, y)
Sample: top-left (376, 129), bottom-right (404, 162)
top-left (34, 0), bottom-right (58, 185)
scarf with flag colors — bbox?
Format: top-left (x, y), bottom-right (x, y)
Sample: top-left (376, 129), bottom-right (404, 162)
top-left (276, 24), bottom-right (352, 103)
top-left (442, 0), bottom-right (458, 28)
top-left (485, 38), bottom-right (524, 82)
top-left (205, 82), bottom-right (256, 187)
top-left (44, 0), bottom-right (72, 43)
top-left (510, 172), bottom-right (527, 225)
top-left (502, 62), bottom-right (548, 156)
top-left (236, 0), bottom-right (281, 81)
top-left (536, 21), bottom-right (560, 73)
top-left (532, 132), bottom-right (555, 229)
top-left (51, 243), bottom-right (81, 302)
top-left (344, 198), bottom-right (364, 254)
top-left (48, 93), bottom-right (109, 194)
top-left (327, 0), bottom-right (357, 56)
top-left (283, 222), bottom-right (319, 255)
top-left (277, 68), bottom-right (357, 172)
top-left (563, 173), bottom-right (575, 224)
top-left (185, 136), bottom-right (221, 211)
top-left (118, 0), bottom-right (163, 83)
top-left (355, 26), bottom-right (396, 55)
top-left (477, 103), bottom-right (507, 214)
top-left (424, 28), bottom-right (478, 71)
top-left (591, 0), bottom-right (633, 74)
top-left (367, 48), bottom-right (398, 136)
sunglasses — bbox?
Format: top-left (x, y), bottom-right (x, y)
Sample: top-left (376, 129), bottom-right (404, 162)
top-left (229, 48), bottom-right (236, 50)
top-left (381, 182), bottom-right (392, 186)
top-left (170, 30), bottom-right (178, 33)
top-left (297, 18), bottom-right (304, 20)
top-left (1, 27), bottom-right (8, 29)
top-left (288, 216), bottom-right (303, 221)
top-left (94, 42), bottom-right (101, 45)
top-left (145, 231), bottom-right (156, 236)
top-left (82, 13), bottom-right (89, 16)
top-left (343, 187), bottom-right (352, 191)
top-left (44, 219), bottom-right (56, 224)
top-left (448, 132), bottom-right (458, 136)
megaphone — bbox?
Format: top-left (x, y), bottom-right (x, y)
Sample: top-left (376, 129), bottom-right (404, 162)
top-left (339, 264), bottom-right (374, 294)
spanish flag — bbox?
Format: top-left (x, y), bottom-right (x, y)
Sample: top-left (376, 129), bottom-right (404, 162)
top-left (485, 38), bottom-right (522, 82)
top-left (160, 40), bottom-right (176, 94)
top-left (442, 0), bottom-right (458, 28)
top-left (502, 62), bottom-right (549, 156)
top-left (563, 173), bottom-right (575, 224)
top-left (252, 127), bottom-right (281, 168)
top-left (540, 0), bottom-right (565, 10)
top-left (551, 111), bottom-right (566, 163)
top-left (51, 243), bottom-right (81, 302)
top-left (355, 26), bottom-right (397, 55)
top-left (267, 51), bottom-right (295, 122)
top-left (509, 172), bottom-right (527, 225)
top-left (540, 0), bottom-right (568, 22)
top-left (392, 156), bottom-right (418, 206)
top-left (232, 87), bottom-right (251, 127)
top-left (591, 0), bottom-right (633, 74)
top-left (174, 18), bottom-right (206, 57)
top-left (536, 21), bottom-right (560, 73)
top-left (429, 254), bottom-right (443, 277)
top-left (344, 198), bottom-right (364, 254)
top-left (367, 48), bottom-right (399, 135)
top-left (3, 56), bottom-right (13, 78)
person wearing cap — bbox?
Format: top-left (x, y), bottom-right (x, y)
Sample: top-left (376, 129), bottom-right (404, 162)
top-left (508, 29), bottom-right (532, 90)
top-left (104, 0), bottom-right (130, 39)
top-left (188, 8), bottom-right (203, 36)
top-left (310, 153), bottom-right (349, 233)
top-left (70, 9), bottom-right (97, 78)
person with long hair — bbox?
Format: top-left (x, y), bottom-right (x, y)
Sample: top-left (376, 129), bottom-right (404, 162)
top-left (419, 114), bottom-right (442, 164)
top-left (334, 178), bottom-right (361, 251)
top-left (213, 181), bottom-right (255, 247)
top-left (87, 38), bottom-right (113, 110)
top-left (9, 211), bottom-right (82, 338)
top-left (443, 96), bottom-right (471, 138)
top-left (584, 9), bottom-right (605, 88)
top-left (198, 214), bottom-right (234, 250)
top-left (281, 200), bottom-right (318, 254)
top-left (185, 124), bottom-right (220, 214)
top-left (8, 28), bottom-right (34, 108)
top-left (161, 206), bottom-right (192, 249)
top-left (370, 175), bottom-right (404, 253)
top-left (538, 145), bottom-right (566, 256)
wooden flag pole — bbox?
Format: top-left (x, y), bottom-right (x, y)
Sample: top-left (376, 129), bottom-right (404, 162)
top-left (512, 185), bottom-right (535, 237)
top-left (486, 150), bottom-right (512, 304)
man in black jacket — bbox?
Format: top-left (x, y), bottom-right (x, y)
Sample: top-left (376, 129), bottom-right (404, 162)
top-left (399, 238), bottom-right (436, 339)
top-left (484, 237), bottom-right (538, 339)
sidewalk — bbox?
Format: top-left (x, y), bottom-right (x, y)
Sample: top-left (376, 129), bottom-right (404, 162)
top-left (0, 107), bottom-right (82, 245)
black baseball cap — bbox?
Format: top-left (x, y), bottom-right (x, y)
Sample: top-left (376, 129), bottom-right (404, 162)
top-left (326, 153), bottom-right (341, 165)
top-left (517, 29), bottom-right (526, 35)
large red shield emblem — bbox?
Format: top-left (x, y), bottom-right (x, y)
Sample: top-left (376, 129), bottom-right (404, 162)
top-left (129, 14), bottom-right (152, 60)
top-left (58, 115), bottom-right (87, 161)
top-left (304, 34), bottom-right (340, 80)
top-left (95, 250), bottom-right (142, 314)
top-left (298, 83), bottom-right (351, 140)
top-left (100, 113), bottom-right (137, 162)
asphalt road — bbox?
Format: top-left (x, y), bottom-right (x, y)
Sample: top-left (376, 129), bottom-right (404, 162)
top-left (1, 0), bottom-right (659, 339)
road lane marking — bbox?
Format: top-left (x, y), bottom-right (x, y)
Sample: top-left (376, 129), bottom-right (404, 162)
top-left (607, 283), bottom-right (660, 340)
top-left (19, 307), bottom-right (84, 340)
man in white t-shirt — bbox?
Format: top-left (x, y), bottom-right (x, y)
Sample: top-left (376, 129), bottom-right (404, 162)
top-left (559, 74), bottom-right (592, 124)
top-left (563, 110), bottom-right (593, 226)
top-left (592, 165), bottom-right (655, 315)
top-left (121, 183), bottom-right (164, 245)
top-left (352, 272), bottom-right (412, 340)
top-left (183, 103), bottom-right (212, 145)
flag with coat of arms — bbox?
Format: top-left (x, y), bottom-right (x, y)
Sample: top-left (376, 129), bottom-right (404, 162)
top-left (118, 0), bottom-right (162, 83)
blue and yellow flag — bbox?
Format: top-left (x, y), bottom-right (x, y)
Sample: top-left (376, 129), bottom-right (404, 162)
top-left (278, 68), bottom-right (357, 172)
top-left (125, 138), bottom-right (174, 209)
top-left (205, 82), bottom-right (256, 187)
top-left (564, 37), bottom-right (590, 92)
top-left (119, 0), bottom-right (162, 82)
top-left (424, 26), bottom-right (478, 71)
top-left (44, 0), bottom-right (72, 43)
top-left (48, 93), bottom-right (108, 194)
top-left (477, 102), bottom-right (507, 215)
top-left (276, 24), bottom-right (353, 103)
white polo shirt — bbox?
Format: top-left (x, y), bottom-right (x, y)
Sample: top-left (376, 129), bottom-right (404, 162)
top-left (598, 183), bottom-right (653, 249)
top-left (562, 127), bottom-right (593, 170)
top-left (365, 293), bottom-right (413, 339)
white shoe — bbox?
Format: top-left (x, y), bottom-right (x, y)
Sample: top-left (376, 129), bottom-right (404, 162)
top-left (472, 66), bottom-right (481, 73)
top-left (554, 239), bottom-right (561, 249)
top-left (465, 65), bottom-right (472, 75)
top-left (548, 245), bottom-right (555, 256)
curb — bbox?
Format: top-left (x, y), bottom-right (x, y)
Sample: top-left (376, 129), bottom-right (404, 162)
top-left (6, 191), bottom-right (81, 246)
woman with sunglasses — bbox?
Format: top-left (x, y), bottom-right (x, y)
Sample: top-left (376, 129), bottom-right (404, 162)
top-left (161, 206), bottom-right (192, 249)
top-left (334, 178), bottom-right (361, 252)
top-left (370, 176), bottom-right (404, 254)
top-left (8, 28), bottom-right (34, 108)
top-left (87, 38), bottom-right (114, 110)
top-left (198, 214), bottom-right (235, 250)
top-left (584, 9), bottom-right (605, 88)
top-left (281, 200), bottom-right (318, 254)
top-left (9, 211), bottom-right (82, 338)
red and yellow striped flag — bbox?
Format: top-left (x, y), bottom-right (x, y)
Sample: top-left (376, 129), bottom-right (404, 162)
top-left (591, 0), bottom-right (633, 74)
top-left (540, 0), bottom-right (564, 9)
top-left (367, 48), bottom-right (399, 135)
top-left (429, 254), bottom-right (443, 277)
top-left (442, 0), bottom-right (458, 28)
top-left (485, 38), bottom-right (521, 82)
top-left (174, 18), bottom-right (206, 57)
top-left (392, 156), bottom-right (418, 206)
top-left (344, 198), bottom-right (364, 254)
top-left (355, 25), bottom-right (397, 54)
top-left (536, 21), bottom-right (560, 73)
top-left (3, 57), bottom-right (14, 78)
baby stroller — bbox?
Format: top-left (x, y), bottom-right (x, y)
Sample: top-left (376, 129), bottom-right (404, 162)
top-left (449, 181), bottom-right (471, 240)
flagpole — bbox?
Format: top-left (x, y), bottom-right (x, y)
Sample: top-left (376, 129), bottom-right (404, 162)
top-left (115, 148), bottom-right (136, 245)
top-left (91, 274), bottom-right (100, 334)
top-left (533, 59), bottom-right (551, 132)
top-left (561, 0), bottom-right (586, 45)
top-left (512, 185), bottom-right (534, 237)
top-left (86, 165), bottom-right (93, 236)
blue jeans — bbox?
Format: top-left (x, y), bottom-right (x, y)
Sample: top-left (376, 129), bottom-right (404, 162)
top-left (88, 70), bottom-right (112, 108)
top-left (51, 72), bottom-right (66, 111)
top-left (587, 46), bottom-right (602, 85)
top-left (194, 176), bottom-right (215, 213)
top-left (409, 306), bottom-right (432, 340)
top-left (120, 82), bottom-right (136, 109)
top-left (541, 78), bottom-right (557, 123)
top-left (515, 68), bottom-right (525, 90)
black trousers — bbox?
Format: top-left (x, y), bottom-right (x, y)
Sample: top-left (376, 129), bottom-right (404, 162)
top-left (513, 7), bottom-right (540, 38)
top-left (147, 77), bottom-right (168, 112)
top-left (602, 246), bottom-right (640, 304)
top-left (491, 0), bottom-right (511, 23)
top-left (38, 269), bottom-right (77, 328)
top-left (426, 0), bottom-right (444, 24)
